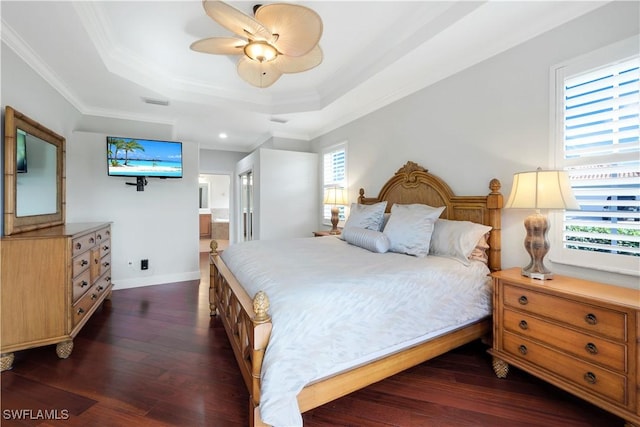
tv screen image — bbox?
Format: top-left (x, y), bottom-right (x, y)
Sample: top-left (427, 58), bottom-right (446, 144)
top-left (107, 136), bottom-right (182, 178)
top-left (17, 129), bottom-right (27, 173)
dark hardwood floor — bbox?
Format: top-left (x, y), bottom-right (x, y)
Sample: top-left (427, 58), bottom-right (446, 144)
top-left (1, 252), bottom-right (624, 426)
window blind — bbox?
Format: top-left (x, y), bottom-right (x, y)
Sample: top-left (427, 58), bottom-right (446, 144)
top-left (562, 56), bottom-right (639, 257)
top-left (322, 146), bottom-right (347, 222)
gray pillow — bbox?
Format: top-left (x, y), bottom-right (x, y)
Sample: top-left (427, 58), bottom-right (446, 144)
top-left (342, 201), bottom-right (387, 232)
top-left (342, 227), bottom-right (391, 253)
top-left (383, 204), bottom-right (445, 257)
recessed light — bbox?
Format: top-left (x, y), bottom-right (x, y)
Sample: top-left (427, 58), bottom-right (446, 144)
top-left (218, 133), bottom-right (228, 139)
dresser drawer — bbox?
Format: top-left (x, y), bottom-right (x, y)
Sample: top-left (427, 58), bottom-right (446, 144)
top-left (98, 253), bottom-right (111, 277)
top-left (95, 227), bottom-right (111, 244)
top-left (503, 284), bottom-right (627, 341)
top-left (72, 233), bottom-right (96, 257)
top-left (503, 308), bottom-right (626, 372)
top-left (72, 250), bottom-right (92, 278)
top-left (99, 239), bottom-right (111, 257)
top-left (503, 331), bottom-right (627, 405)
top-left (72, 287), bottom-right (101, 328)
top-left (72, 269), bottom-right (91, 302)
top-left (95, 271), bottom-right (111, 293)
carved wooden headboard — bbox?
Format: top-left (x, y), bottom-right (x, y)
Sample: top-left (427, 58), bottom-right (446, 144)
top-left (358, 161), bottom-right (503, 271)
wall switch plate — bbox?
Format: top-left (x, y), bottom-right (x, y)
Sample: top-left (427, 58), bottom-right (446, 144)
top-left (141, 259), bottom-right (149, 270)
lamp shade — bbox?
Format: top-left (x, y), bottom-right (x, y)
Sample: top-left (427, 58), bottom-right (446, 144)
top-left (323, 187), bottom-right (348, 206)
top-left (505, 169), bottom-right (579, 210)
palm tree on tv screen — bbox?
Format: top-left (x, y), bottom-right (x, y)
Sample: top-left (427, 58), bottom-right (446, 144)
top-left (108, 138), bottom-right (127, 166)
top-left (123, 140), bottom-right (145, 166)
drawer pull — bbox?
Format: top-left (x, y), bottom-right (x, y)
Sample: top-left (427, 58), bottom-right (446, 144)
top-left (91, 294), bottom-right (98, 301)
top-left (519, 320), bottom-right (528, 330)
top-left (89, 237), bottom-right (95, 244)
top-left (584, 372), bottom-right (597, 384)
top-left (77, 307), bottom-right (85, 315)
top-left (97, 286), bottom-right (104, 292)
top-left (103, 262), bottom-right (110, 268)
top-left (97, 234), bottom-right (102, 240)
top-left (585, 313), bottom-right (598, 325)
top-left (75, 242), bottom-right (82, 250)
top-left (80, 259), bottom-right (88, 266)
top-left (103, 245), bottom-right (109, 251)
top-left (519, 345), bottom-right (528, 355)
top-left (518, 296), bottom-right (528, 305)
top-left (585, 343), bottom-right (598, 355)
top-left (94, 258), bottom-right (99, 264)
top-left (80, 280), bottom-right (89, 288)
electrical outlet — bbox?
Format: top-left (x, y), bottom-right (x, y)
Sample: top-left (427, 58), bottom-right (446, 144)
top-left (141, 259), bottom-right (149, 270)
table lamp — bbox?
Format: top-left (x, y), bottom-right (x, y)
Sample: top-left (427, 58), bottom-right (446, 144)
top-left (505, 168), bottom-right (580, 280)
top-left (323, 187), bottom-right (348, 235)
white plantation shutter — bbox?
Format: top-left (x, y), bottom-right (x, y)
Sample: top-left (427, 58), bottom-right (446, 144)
top-left (551, 50), bottom-right (640, 274)
top-left (322, 144), bottom-right (347, 223)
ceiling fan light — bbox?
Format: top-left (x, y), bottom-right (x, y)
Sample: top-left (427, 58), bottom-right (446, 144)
top-left (244, 41), bottom-right (278, 62)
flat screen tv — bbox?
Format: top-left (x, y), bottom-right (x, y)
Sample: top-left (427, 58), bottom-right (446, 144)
top-left (107, 136), bottom-right (182, 178)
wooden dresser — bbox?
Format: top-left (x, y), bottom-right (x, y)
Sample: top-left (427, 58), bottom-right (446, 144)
top-left (489, 268), bottom-right (640, 426)
top-left (0, 222), bottom-right (113, 371)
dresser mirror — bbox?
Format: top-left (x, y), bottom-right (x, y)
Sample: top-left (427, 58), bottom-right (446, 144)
top-left (3, 106), bottom-right (65, 235)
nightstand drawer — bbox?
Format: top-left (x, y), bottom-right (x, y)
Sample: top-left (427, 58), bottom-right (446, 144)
top-left (503, 331), bottom-right (627, 405)
top-left (503, 308), bottom-right (626, 372)
top-left (503, 284), bottom-right (627, 341)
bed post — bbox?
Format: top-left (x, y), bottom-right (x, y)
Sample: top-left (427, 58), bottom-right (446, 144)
top-left (250, 291), bottom-right (272, 427)
top-left (209, 240), bottom-right (219, 316)
top-left (487, 178), bottom-right (503, 272)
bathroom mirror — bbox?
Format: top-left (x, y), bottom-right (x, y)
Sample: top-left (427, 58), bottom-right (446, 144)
top-left (3, 106), bottom-right (65, 235)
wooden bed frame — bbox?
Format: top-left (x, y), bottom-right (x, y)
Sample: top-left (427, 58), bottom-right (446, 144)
top-left (209, 161), bottom-right (503, 426)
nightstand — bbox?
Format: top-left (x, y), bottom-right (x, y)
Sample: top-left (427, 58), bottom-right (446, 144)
top-left (488, 267), bottom-right (640, 426)
top-left (313, 230), bottom-right (341, 237)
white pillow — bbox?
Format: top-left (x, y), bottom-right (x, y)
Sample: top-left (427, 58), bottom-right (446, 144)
top-left (343, 201), bottom-right (387, 232)
top-left (429, 219), bottom-right (492, 265)
top-left (383, 204), bottom-right (445, 257)
top-left (342, 227), bottom-right (390, 253)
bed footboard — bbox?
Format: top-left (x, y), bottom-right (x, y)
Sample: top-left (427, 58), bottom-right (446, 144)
top-left (209, 241), bottom-right (272, 425)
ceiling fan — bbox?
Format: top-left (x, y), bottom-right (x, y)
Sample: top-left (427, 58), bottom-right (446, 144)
top-left (191, 0), bottom-right (323, 88)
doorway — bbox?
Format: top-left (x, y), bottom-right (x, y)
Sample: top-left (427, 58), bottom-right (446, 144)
top-left (198, 173), bottom-right (230, 252)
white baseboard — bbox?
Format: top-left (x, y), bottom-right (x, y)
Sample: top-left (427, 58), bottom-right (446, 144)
top-left (111, 270), bottom-right (201, 290)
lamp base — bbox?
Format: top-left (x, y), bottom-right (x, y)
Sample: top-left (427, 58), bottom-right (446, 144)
top-left (521, 212), bottom-right (554, 281)
top-left (521, 269), bottom-right (554, 281)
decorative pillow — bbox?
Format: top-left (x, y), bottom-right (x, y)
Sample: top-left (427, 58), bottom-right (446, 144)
top-left (469, 232), bottom-right (491, 264)
top-left (383, 204), bottom-right (445, 257)
top-left (342, 201), bottom-right (387, 233)
top-left (342, 227), bottom-right (391, 253)
top-left (429, 219), bottom-right (492, 265)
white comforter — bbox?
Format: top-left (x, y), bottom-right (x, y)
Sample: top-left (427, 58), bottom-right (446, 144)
top-left (220, 236), bottom-right (491, 426)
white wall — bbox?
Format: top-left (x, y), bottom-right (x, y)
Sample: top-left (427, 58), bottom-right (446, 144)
top-left (66, 131), bottom-right (200, 289)
top-left (311, 2), bottom-right (639, 288)
top-left (235, 148), bottom-right (318, 241)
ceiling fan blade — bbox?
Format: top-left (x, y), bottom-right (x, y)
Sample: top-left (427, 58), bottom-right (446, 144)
top-left (255, 3), bottom-right (322, 57)
top-left (237, 57), bottom-right (282, 88)
top-left (203, 0), bottom-right (273, 42)
top-left (190, 37), bottom-right (246, 55)
top-left (273, 45), bottom-right (323, 74)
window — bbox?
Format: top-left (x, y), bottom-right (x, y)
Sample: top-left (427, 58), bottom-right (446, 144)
top-left (550, 37), bottom-right (639, 275)
top-left (322, 143), bottom-right (347, 224)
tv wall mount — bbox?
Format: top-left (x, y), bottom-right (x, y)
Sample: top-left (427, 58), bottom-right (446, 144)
top-left (126, 176), bottom-right (148, 191)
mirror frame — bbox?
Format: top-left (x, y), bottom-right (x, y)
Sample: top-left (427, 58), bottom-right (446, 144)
top-left (3, 106), bottom-right (65, 235)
